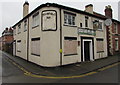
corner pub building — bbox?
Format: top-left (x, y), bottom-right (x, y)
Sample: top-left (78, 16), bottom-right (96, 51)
top-left (13, 2), bottom-right (109, 67)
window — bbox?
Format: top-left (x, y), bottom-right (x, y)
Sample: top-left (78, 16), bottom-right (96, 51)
top-left (64, 37), bottom-right (77, 56)
top-left (115, 39), bottom-right (119, 51)
top-left (32, 12), bottom-right (39, 28)
top-left (31, 37), bottom-right (40, 56)
top-left (96, 39), bottom-right (104, 52)
top-left (14, 27), bottom-right (16, 35)
top-left (24, 20), bottom-right (27, 31)
top-left (85, 16), bottom-right (88, 27)
top-left (64, 12), bottom-right (75, 26)
top-left (18, 24), bottom-right (21, 34)
top-left (80, 23), bottom-right (82, 28)
top-left (17, 40), bottom-right (21, 52)
top-left (98, 22), bottom-right (102, 30)
top-left (114, 23), bottom-right (118, 33)
top-left (93, 20), bottom-right (99, 29)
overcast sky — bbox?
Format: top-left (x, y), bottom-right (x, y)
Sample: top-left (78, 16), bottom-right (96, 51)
top-left (0, 0), bottom-right (120, 36)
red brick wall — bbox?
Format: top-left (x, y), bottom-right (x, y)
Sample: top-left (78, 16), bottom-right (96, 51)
top-left (112, 22), bottom-right (120, 55)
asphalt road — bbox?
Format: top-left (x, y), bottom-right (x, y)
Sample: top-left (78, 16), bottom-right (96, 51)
top-left (1, 51), bottom-right (119, 83)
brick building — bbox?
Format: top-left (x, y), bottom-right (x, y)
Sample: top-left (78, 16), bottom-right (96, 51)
top-left (2, 27), bottom-right (14, 54)
top-left (104, 5), bottom-right (120, 55)
top-left (93, 5), bottom-right (120, 55)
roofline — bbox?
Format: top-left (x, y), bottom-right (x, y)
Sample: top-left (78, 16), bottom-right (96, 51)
top-left (12, 3), bottom-right (120, 28)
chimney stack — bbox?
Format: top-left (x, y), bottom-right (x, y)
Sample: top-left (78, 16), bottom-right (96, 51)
top-left (104, 5), bottom-right (112, 18)
top-left (23, 0), bottom-right (29, 17)
top-left (85, 4), bottom-right (93, 14)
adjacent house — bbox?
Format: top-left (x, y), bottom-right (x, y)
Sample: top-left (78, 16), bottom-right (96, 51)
top-left (0, 37), bottom-right (2, 50)
top-left (2, 27), bottom-right (14, 54)
top-left (13, 2), bottom-right (119, 67)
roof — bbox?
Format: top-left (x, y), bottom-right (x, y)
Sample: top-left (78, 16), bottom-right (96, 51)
top-left (94, 12), bottom-right (120, 23)
top-left (12, 3), bottom-right (120, 28)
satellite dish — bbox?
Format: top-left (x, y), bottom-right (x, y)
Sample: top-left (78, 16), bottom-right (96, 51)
top-left (105, 19), bottom-right (112, 26)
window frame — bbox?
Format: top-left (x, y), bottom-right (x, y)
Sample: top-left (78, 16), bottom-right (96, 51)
top-left (24, 19), bottom-right (27, 32)
top-left (85, 16), bottom-right (89, 28)
top-left (31, 37), bottom-right (40, 56)
top-left (64, 37), bottom-right (78, 56)
top-left (64, 11), bottom-right (76, 26)
top-left (96, 38), bottom-right (104, 53)
top-left (32, 12), bottom-right (39, 28)
top-left (115, 39), bottom-right (119, 51)
top-left (18, 24), bottom-right (21, 34)
top-left (114, 23), bottom-right (118, 34)
top-left (17, 40), bottom-right (21, 52)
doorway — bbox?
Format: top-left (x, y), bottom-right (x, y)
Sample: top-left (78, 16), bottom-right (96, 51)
top-left (82, 39), bottom-right (94, 62)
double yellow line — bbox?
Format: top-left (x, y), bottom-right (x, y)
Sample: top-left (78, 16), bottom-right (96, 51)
top-left (5, 56), bottom-right (120, 79)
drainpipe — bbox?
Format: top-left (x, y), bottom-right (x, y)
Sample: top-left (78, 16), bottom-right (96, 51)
top-left (27, 17), bottom-right (29, 61)
top-left (59, 8), bottom-right (62, 66)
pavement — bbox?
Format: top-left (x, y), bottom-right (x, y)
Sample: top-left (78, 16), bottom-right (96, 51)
top-left (2, 52), bottom-right (120, 77)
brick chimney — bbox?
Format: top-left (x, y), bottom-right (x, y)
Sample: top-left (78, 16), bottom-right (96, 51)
top-left (23, 0), bottom-right (29, 17)
top-left (85, 4), bottom-right (93, 14)
top-left (5, 28), bottom-right (8, 31)
top-left (104, 5), bottom-right (112, 18)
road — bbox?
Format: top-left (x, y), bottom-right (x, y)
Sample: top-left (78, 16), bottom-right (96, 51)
top-left (1, 51), bottom-right (119, 83)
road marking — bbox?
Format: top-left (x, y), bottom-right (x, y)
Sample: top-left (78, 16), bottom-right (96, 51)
top-left (4, 54), bottom-right (120, 79)
top-left (24, 71), bottom-right (97, 79)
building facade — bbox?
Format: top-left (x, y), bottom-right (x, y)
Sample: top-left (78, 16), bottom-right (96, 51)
top-left (13, 2), bottom-right (119, 67)
top-left (2, 27), bottom-right (14, 54)
top-left (104, 5), bottom-right (120, 55)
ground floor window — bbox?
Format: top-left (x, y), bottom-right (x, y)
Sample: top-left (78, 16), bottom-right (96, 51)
top-left (96, 39), bottom-right (104, 53)
top-left (115, 39), bottom-right (119, 51)
top-left (31, 37), bottom-right (40, 56)
top-left (64, 37), bottom-right (77, 56)
top-left (17, 40), bottom-right (21, 52)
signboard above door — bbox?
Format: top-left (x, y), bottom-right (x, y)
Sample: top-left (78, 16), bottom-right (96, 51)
top-left (78, 27), bottom-right (96, 36)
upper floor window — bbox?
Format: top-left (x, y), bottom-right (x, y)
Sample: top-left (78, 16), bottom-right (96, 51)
top-left (32, 12), bottom-right (39, 28)
top-left (114, 23), bottom-right (118, 33)
top-left (14, 27), bottom-right (16, 35)
top-left (18, 24), bottom-right (21, 34)
top-left (98, 22), bottom-right (102, 30)
top-left (115, 39), bottom-right (119, 51)
top-left (64, 12), bottom-right (76, 26)
top-left (85, 16), bottom-right (89, 27)
top-left (93, 20), bottom-right (102, 30)
top-left (24, 20), bottom-right (27, 31)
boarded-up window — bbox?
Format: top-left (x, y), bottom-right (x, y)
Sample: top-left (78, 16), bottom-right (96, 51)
top-left (31, 37), bottom-right (40, 56)
top-left (96, 39), bottom-right (104, 52)
top-left (17, 40), bottom-right (21, 52)
top-left (64, 37), bottom-right (77, 56)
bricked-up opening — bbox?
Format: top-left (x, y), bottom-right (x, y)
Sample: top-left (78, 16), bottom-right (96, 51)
top-left (31, 37), bottom-right (40, 56)
top-left (64, 37), bottom-right (77, 56)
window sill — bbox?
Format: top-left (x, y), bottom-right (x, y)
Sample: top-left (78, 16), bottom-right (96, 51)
top-left (17, 50), bottom-right (21, 52)
top-left (97, 29), bottom-right (103, 31)
top-left (97, 51), bottom-right (104, 53)
top-left (63, 24), bottom-right (77, 27)
top-left (32, 25), bottom-right (39, 29)
top-left (18, 32), bottom-right (21, 34)
top-left (24, 30), bottom-right (27, 32)
top-left (64, 53), bottom-right (78, 56)
top-left (31, 53), bottom-right (40, 56)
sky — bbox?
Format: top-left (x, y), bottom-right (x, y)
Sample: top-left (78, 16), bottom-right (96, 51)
top-left (0, 0), bottom-right (120, 36)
